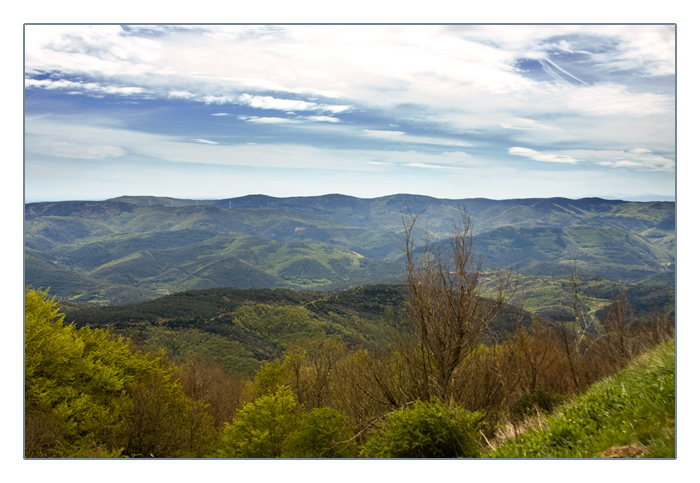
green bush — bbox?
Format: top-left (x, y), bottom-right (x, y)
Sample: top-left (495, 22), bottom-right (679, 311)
top-left (361, 398), bottom-right (484, 458)
top-left (284, 407), bottom-right (355, 458)
top-left (209, 387), bottom-right (356, 458)
top-left (208, 386), bottom-right (300, 458)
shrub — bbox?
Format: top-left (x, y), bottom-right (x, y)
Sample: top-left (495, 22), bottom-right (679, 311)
top-left (284, 407), bottom-right (355, 458)
top-left (361, 398), bottom-right (484, 458)
top-left (208, 386), bottom-right (300, 458)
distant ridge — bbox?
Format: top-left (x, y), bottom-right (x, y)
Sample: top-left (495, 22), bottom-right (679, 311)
top-left (99, 193), bottom-right (669, 218)
top-left (601, 194), bottom-right (675, 202)
top-left (101, 193), bottom-right (676, 205)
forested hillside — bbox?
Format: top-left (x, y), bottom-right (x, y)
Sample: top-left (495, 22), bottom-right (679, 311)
top-left (61, 284), bottom-right (539, 377)
top-left (25, 195), bottom-right (675, 305)
top-left (27, 278), bottom-right (675, 458)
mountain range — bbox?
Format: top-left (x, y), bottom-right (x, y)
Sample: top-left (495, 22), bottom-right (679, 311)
top-left (24, 194), bottom-right (675, 306)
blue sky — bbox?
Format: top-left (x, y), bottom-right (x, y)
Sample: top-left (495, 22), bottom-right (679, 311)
top-left (24, 24), bottom-right (676, 202)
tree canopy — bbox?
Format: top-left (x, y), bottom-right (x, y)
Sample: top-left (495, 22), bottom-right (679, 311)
top-left (25, 287), bottom-right (214, 458)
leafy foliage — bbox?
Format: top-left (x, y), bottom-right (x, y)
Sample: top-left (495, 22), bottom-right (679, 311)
top-left (361, 398), bottom-right (484, 458)
top-left (25, 279), bottom-right (676, 459)
top-left (63, 285), bottom-right (412, 376)
top-left (208, 386), bottom-right (300, 458)
top-left (284, 407), bottom-right (355, 458)
top-left (25, 287), bottom-right (215, 458)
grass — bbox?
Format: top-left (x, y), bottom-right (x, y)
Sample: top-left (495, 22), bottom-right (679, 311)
top-left (488, 339), bottom-right (675, 458)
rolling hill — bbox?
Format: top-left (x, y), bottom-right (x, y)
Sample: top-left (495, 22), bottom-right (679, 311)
top-left (24, 194), bottom-right (675, 305)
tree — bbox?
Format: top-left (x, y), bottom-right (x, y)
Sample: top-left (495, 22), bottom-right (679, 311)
top-left (208, 386), bottom-right (300, 458)
top-left (554, 266), bottom-right (603, 391)
top-left (180, 352), bottom-right (251, 430)
top-left (25, 287), bottom-right (214, 458)
top-left (401, 210), bottom-right (516, 402)
top-left (284, 338), bottom-right (347, 409)
top-left (601, 292), bottom-right (635, 370)
top-left (514, 317), bottom-right (559, 393)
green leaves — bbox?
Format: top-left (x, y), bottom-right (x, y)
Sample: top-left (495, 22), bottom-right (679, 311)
top-left (361, 398), bottom-right (484, 458)
top-left (209, 388), bottom-right (356, 458)
top-left (24, 287), bottom-right (215, 458)
top-left (209, 386), bottom-right (300, 458)
top-left (285, 407), bottom-right (354, 458)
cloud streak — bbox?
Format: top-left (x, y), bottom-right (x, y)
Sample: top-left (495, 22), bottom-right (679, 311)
top-left (508, 146), bottom-right (675, 171)
top-left (509, 147), bottom-right (578, 164)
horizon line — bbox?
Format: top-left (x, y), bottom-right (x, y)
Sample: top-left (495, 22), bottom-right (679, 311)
top-left (24, 192), bottom-right (676, 204)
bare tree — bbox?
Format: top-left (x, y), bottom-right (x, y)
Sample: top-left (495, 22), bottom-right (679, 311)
top-left (553, 266), bottom-right (602, 391)
top-left (402, 209), bottom-right (516, 403)
top-left (514, 316), bottom-right (559, 394)
top-left (601, 292), bottom-right (635, 370)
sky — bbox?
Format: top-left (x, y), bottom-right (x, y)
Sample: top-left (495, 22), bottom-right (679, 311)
top-left (23, 24), bottom-right (676, 202)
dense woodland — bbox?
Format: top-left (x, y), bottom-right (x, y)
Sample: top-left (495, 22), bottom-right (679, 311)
top-left (25, 212), bottom-right (676, 458)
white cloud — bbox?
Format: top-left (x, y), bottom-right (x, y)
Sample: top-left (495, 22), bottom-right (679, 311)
top-left (23, 23), bottom-right (675, 202)
top-left (318, 104), bottom-right (352, 114)
top-left (168, 90), bottom-right (195, 99)
top-left (25, 117), bottom-right (480, 173)
top-left (596, 25), bottom-right (675, 77)
top-left (25, 77), bottom-right (145, 97)
top-left (562, 148), bottom-right (675, 171)
top-left (239, 94), bottom-right (318, 111)
top-left (561, 83), bottom-right (672, 117)
top-left (31, 139), bottom-right (126, 160)
top-left (363, 129), bottom-right (472, 147)
top-left (509, 146), bottom-right (675, 171)
top-left (363, 129), bottom-right (405, 139)
top-left (306, 116), bottom-right (341, 123)
top-left (500, 118), bottom-right (554, 131)
top-left (234, 94), bottom-right (351, 114)
top-left (598, 160), bottom-right (643, 168)
top-left (509, 147), bottom-right (579, 164)
top-left (407, 162), bottom-right (464, 170)
top-left (239, 116), bottom-right (299, 124)
top-left (23, 114), bottom-right (675, 202)
top-left (455, 24), bottom-right (675, 78)
top-left (203, 95), bottom-right (238, 104)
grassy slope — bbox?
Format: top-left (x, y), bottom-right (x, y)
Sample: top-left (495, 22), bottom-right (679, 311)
top-left (488, 339), bottom-right (675, 458)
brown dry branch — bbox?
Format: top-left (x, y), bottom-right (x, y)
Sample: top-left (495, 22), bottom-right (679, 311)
top-left (401, 209), bottom-right (517, 404)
